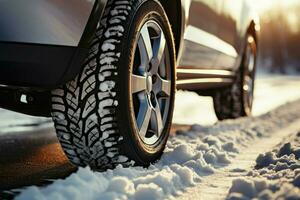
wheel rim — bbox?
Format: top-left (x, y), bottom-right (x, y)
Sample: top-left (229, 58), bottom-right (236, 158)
top-left (130, 20), bottom-right (172, 145)
top-left (243, 37), bottom-right (256, 114)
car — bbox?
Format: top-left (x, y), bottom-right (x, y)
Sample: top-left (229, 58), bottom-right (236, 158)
top-left (0, 0), bottom-right (259, 170)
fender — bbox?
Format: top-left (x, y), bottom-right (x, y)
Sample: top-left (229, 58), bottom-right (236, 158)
top-left (79, 0), bottom-right (109, 48)
top-left (176, 0), bottom-right (189, 65)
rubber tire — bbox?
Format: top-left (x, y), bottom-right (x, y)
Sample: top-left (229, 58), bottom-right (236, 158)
top-left (51, 0), bottom-right (176, 170)
top-left (213, 36), bottom-right (257, 120)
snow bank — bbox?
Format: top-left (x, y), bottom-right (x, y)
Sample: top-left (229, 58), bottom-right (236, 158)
top-left (227, 132), bottom-right (300, 200)
top-left (16, 100), bottom-right (300, 200)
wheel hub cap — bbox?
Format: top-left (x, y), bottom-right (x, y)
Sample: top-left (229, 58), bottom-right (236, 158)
top-left (146, 75), bottom-right (153, 93)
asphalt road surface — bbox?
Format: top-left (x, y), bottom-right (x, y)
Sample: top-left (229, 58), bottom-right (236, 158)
top-left (0, 123), bottom-right (74, 191)
top-left (0, 121), bottom-right (190, 190)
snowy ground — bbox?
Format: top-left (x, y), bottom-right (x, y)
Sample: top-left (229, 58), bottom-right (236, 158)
top-left (227, 132), bottom-right (300, 200)
top-left (173, 74), bottom-right (300, 125)
top-left (11, 75), bottom-right (300, 200)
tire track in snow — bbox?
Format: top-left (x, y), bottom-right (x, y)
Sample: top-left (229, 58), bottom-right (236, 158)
top-left (176, 117), bottom-right (300, 200)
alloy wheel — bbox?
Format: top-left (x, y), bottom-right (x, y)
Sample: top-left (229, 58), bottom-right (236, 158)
top-left (130, 20), bottom-right (172, 145)
top-left (242, 36), bottom-right (256, 115)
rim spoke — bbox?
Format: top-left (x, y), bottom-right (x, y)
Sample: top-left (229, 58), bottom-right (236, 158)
top-left (131, 74), bottom-right (147, 94)
top-left (248, 55), bottom-right (255, 73)
top-left (154, 99), bottom-right (163, 136)
top-left (161, 78), bottom-right (171, 97)
top-left (138, 25), bottom-right (153, 66)
top-left (245, 47), bottom-right (255, 75)
top-left (137, 99), bottom-right (152, 138)
top-left (151, 32), bottom-right (166, 75)
top-left (154, 75), bottom-right (171, 97)
top-left (155, 32), bottom-right (166, 65)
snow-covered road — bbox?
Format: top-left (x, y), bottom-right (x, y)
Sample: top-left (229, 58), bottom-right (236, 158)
top-left (227, 131), bottom-right (300, 200)
top-left (7, 75), bottom-right (300, 200)
top-left (177, 110), bottom-right (300, 200)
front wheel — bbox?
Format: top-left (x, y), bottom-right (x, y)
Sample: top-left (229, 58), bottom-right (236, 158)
top-left (213, 35), bottom-right (257, 120)
top-left (51, 0), bottom-right (176, 170)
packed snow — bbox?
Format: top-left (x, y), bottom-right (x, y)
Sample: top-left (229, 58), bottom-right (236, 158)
top-left (227, 132), bottom-right (300, 200)
top-left (15, 98), bottom-right (300, 200)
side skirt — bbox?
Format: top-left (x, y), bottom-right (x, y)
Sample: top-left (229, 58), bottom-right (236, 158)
top-left (176, 68), bottom-right (235, 91)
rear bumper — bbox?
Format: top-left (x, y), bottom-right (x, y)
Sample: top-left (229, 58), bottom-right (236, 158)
top-left (0, 42), bottom-right (87, 88)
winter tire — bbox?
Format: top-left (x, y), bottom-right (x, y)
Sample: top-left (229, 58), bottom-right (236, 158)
top-left (51, 0), bottom-right (176, 170)
top-left (213, 35), bottom-right (257, 120)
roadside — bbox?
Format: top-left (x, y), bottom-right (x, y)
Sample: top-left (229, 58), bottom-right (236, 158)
top-left (15, 100), bottom-right (300, 200)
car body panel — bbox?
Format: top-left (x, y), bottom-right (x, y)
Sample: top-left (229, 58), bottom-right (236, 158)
top-left (178, 0), bottom-right (259, 70)
top-left (0, 0), bottom-right (95, 46)
top-left (178, 0), bottom-right (223, 69)
top-left (214, 0), bottom-right (260, 71)
top-left (177, 0), bottom-right (259, 90)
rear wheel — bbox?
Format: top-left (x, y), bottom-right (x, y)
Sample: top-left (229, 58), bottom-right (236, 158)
top-left (213, 35), bottom-right (257, 120)
top-left (51, 0), bottom-right (176, 170)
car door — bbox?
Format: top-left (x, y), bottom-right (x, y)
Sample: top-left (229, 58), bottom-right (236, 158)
top-left (214, 0), bottom-right (244, 70)
top-left (178, 0), bottom-right (223, 69)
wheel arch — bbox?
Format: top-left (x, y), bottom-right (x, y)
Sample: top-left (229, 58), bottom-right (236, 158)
top-left (81, 0), bottom-right (183, 56)
top-left (78, 0), bottom-right (109, 48)
top-left (247, 19), bottom-right (260, 44)
top-left (158, 0), bottom-right (183, 59)
top-left (63, 0), bottom-right (183, 89)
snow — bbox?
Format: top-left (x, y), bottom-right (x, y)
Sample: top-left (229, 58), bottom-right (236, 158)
top-left (104, 26), bottom-right (124, 38)
top-left (227, 132), bottom-right (300, 200)
top-left (0, 109), bottom-right (51, 135)
top-left (134, 183), bottom-right (164, 200)
top-left (173, 91), bottom-right (217, 125)
top-left (99, 81), bottom-right (116, 92)
top-left (173, 75), bottom-right (300, 125)
top-left (15, 97), bottom-right (300, 199)
top-left (102, 42), bottom-right (116, 51)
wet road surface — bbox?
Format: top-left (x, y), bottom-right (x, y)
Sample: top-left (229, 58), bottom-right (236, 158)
top-left (0, 123), bottom-right (74, 192)
top-left (0, 121), bottom-right (190, 197)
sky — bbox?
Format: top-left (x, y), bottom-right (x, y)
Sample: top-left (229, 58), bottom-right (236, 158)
top-left (252, 0), bottom-right (299, 13)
